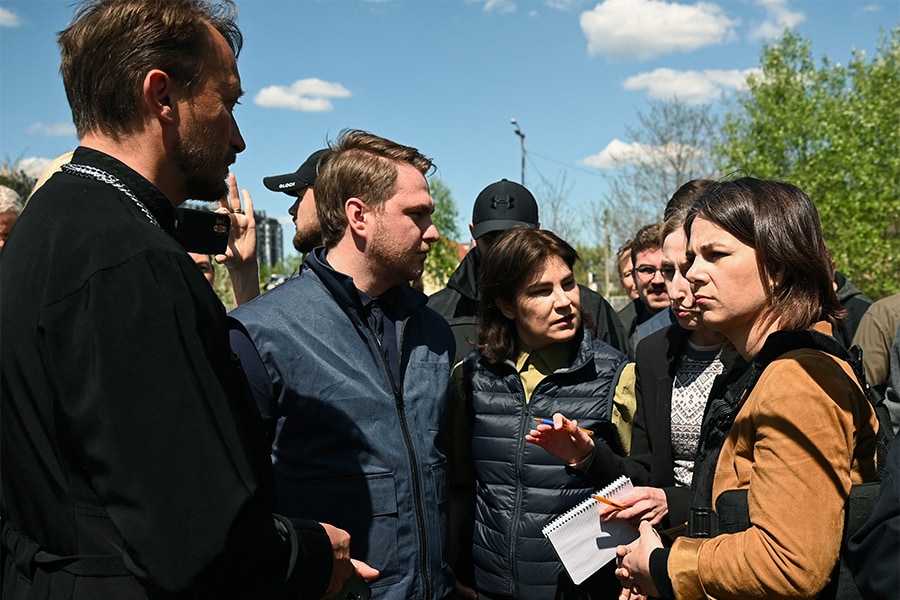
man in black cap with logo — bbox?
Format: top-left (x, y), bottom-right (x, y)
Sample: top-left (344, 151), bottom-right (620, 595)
top-left (263, 148), bottom-right (330, 254)
top-left (428, 178), bottom-right (629, 364)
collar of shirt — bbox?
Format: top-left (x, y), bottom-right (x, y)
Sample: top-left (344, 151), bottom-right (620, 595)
top-left (514, 340), bottom-right (575, 403)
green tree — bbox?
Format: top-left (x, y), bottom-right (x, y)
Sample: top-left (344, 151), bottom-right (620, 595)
top-left (426, 178), bottom-right (461, 287)
top-left (719, 28), bottom-right (900, 298)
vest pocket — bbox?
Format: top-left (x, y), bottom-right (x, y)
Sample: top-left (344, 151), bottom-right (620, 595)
top-left (278, 473), bottom-right (401, 587)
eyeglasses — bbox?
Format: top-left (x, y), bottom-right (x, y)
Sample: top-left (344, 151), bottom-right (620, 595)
top-left (634, 266), bottom-right (666, 281)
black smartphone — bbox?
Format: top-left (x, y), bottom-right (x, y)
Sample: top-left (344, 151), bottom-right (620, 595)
top-left (174, 208), bottom-right (231, 255)
top-left (327, 571), bottom-right (372, 600)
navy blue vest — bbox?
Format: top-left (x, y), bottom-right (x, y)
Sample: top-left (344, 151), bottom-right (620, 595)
top-left (463, 331), bottom-right (627, 599)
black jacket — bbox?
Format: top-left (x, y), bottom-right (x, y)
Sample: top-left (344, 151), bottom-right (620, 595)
top-left (0, 148), bottom-right (331, 599)
top-left (834, 271), bottom-right (873, 347)
top-left (428, 247), bottom-right (630, 364)
top-left (583, 325), bottom-right (739, 527)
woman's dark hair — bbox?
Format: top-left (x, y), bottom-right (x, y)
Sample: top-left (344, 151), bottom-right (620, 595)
top-left (684, 177), bottom-right (843, 332)
top-left (476, 227), bottom-right (588, 363)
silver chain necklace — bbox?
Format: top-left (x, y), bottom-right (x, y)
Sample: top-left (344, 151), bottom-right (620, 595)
top-left (62, 162), bottom-right (160, 228)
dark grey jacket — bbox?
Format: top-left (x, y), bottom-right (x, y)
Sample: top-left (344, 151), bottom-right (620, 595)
top-left (230, 248), bottom-right (456, 600)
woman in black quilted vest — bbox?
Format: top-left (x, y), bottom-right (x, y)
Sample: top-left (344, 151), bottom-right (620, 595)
top-left (447, 227), bottom-right (628, 600)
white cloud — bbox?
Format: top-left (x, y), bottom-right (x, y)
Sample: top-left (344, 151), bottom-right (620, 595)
top-left (26, 122), bottom-right (77, 137)
top-left (254, 78), bottom-right (351, 112)
top-left (580, 139), bottom-right (648, 169)
top-left (15, 157), bottom-right (53, 178)
top-left (580, 138), bottom-right (705, 170)
top-left (748, 0), bottom-right (805, 40)
top-left (0, 7), bottom-right (21, 27)
top-left (623, 67), bottom-right (759, 104)
top-left (483, 0), bottom-right (516, 13)
top-left (579, 0), bottom-right (739, 61)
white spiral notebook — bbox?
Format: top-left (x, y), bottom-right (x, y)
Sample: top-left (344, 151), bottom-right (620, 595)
top-left (541, 476), bottom-right (638, 584)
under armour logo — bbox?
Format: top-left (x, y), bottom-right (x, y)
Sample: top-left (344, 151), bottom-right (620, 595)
top-left (490, 195), bottom-right (514, 210)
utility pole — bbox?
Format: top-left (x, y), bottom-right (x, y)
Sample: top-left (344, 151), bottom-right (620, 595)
top-left (510, 118), bottom-right (526, 186)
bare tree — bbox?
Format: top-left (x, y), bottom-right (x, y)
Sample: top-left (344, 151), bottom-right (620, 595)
top-left (585, 98), bottom-right (721, 297)
top-left (533, 171), bottom-right (577, 242)
top-left (601, 98), bottom-right (721, 243)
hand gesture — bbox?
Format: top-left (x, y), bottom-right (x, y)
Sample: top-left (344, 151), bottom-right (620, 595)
top-left (216, 173), bottom-right (260, 305)
top-left (525, 412), bottom-right (594, 465)
top-left (603, 486), bottom-right (669, 528)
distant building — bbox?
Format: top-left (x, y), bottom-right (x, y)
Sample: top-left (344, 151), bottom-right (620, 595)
top-left (182, 201), bottom-right (282, 268)
top-left (255, 211), bottom-right (282, 268)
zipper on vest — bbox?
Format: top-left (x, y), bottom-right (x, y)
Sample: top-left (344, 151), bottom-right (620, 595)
top-left (506, 399), bottom-right (531, 596)
top-left (369, 322), bottom-right (432, 598)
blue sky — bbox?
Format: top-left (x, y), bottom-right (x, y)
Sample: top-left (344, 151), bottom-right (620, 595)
top-left (1, 0), bottom-right (896, 256)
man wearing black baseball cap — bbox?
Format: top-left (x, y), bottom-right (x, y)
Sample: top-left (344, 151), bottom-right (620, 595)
top-left (264, 148), bottom-right (329, 254)
top-left (427, 178), bottom-right (629, 363)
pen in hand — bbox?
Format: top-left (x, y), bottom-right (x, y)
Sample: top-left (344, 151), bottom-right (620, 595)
top-left (593, 494), bottom-right (629, 510)
top-left (533, 417), bottom-right (594, 437)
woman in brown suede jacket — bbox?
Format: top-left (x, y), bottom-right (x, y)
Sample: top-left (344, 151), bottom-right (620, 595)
top-left (615, 178), bottom-right (878, 600)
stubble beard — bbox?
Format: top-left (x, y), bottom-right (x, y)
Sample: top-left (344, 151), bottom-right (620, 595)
top-left (292, 222), bottom-right (323, 254)
top-left (173, 118), bottom-right (230, 201)
top-left (368, 227), bottom-right (426, 287)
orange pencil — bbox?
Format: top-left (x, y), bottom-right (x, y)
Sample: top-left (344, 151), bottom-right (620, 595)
top-left (593, 494), bottom-right (629, 510)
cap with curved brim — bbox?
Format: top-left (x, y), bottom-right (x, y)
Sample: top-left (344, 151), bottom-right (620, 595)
top-left (263, 148), bottom-right (330, 196)
top-left (471, 178), bottom-right (539, 239)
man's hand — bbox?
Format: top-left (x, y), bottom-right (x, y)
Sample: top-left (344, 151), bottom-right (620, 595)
top-left (319, 523), bottom-right (379, 599)
top-left (216, 172), bottom-right (259, 305)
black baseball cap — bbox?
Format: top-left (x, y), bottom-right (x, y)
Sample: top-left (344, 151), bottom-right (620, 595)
top-left (471, 179), bottom-right (539, 239)
top-left (263, 149), bottom-right (330, 195)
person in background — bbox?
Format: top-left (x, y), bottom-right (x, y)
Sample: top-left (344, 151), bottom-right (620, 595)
top-left (448, 227), bottom-right (628, 599)
top-left (527, 179), bottom-right (736, 537)
top-left (263, 147), bottom-right (330, 255)
top-left (28, 151), bottom-right (75, 201)
top-left (617, 239), bottom-right (639, 301)
top-left (833, 270), bottom-right (873, 347)
top-left (853, 293), bottom-right (900, 433)
top-left (188, 252), bottom-right (216, 286)
top-left (229, 129), bottom-right (455, 600)
top-left (853, 292), bottom-right (900, 391)
top-left (429, 178), bottom-right (628, 364)
top-left (615, 178), bottom-right (878, 599)
top-left (0, 185), bottom-right (23, 253)
top-left (0, 1), bottom-right (358, 597)
top-left (214, 171), bottom-right (260, 305)
top-left (618, 223), bottom-right (670, 354)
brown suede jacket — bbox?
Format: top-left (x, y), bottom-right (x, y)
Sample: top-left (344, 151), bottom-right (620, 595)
top-left (667, 323), bottom-right (879, 599)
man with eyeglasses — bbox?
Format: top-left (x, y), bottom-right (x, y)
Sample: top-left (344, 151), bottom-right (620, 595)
top-left (617, 222), bottom-right (674, 354)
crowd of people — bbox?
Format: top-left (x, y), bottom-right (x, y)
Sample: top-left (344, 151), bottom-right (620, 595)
top-left (1, 1), bottom-right (897, 600)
